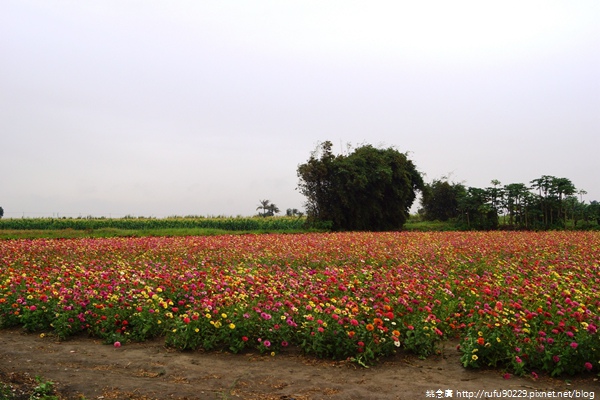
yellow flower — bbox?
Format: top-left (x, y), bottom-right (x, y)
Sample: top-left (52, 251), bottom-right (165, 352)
top-left (221, 313), bottom-right (228, 319)
top-left (271, 352), bottom-right (276, 357)
top-left (472, 355), bottom-right (478, 361)
top-left (229, 323), bottom-right (236, 329)
top-left (194, 328), bottom-right (199, 333)
top-left (496, 337), bottom-right (501, 343)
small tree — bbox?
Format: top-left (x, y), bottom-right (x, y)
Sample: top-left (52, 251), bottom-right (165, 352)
top-left (267, 203), bottom-right (280, 216)
top-left (256, 200), bottom-right (271, 217)
top-left (0, 206), bottom-right (3, 219)
top-left (256, 200), bottom-right (279, 217)
top-left (286, 208), bottom-right (304, 217)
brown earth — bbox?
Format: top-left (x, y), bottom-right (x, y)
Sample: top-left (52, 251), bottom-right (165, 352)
top-left (0, 328), bottom-right (597, 400)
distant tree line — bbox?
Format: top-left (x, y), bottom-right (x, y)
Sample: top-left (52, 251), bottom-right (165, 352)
top-left (419, 175), bottom-right (600, 230)
top-left (296, 141), bottom-right (598, 231)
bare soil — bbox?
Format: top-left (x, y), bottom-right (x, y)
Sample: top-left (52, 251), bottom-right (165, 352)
top-left (0, 328), bottom-right (597, 400)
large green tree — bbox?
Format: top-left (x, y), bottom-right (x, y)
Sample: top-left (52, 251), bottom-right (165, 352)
top-left (297, 141), bottom-right (424, 231)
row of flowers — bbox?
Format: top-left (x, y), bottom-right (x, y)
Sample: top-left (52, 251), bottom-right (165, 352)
top-left (0, 231), bottom-right (598, 376)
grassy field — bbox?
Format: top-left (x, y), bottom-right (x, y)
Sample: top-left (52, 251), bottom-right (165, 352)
top-left (0, 216), bottom-right (309, 239)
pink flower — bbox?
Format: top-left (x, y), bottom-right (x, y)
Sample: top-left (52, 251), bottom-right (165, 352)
top-left (263, 340), bottom-right (271, 347)
top-left (584, 362), bottom-right (593, 371)
top-left (531, 372), bottom-right (538, 379)
top-left (281, 341), bottom-right (288, 347)
top-left (515, 356), bottom-right (522, 363)
top-left (552, 355), bottom-right (560, 363)
top-left (114, 341), bottom-right (121, 348)
top-left (29, 305), bottom-right (37, 311)
top-left (503, 373), bottom-right (511, 380)
top-left (570, 342), bottom-right (578, 349)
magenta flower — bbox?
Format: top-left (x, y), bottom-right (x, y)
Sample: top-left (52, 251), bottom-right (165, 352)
top-left (584, 362), bottom-right (593, 371)
top-left (570, 342), bottom-right (578, 349)
top-left (553, 355), bottom-right (560, 363)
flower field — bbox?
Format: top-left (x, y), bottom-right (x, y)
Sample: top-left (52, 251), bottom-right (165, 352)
top-left (0, 232), bottom-right (598, 376)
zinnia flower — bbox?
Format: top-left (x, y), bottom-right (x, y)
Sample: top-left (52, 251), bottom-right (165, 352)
top-left (531, 372), bottom-right (538, 379)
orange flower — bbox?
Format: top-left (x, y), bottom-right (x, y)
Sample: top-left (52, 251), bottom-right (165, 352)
top-left (392, 330), bottom-right (400, 337)
top-left (373, 318), bottom-right (383, 326)
top-left (366, 323), bottom-right (375, 331)
top-left (477, 337), bottom-right (485, 345)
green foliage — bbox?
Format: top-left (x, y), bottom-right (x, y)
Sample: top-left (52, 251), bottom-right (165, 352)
top-left (457, 187), bottom-right (499, 230)
top-left (0, 216), bottom-right (305, 234)
top-left (0, 207), bottom-right (3, 219)
top-left (297, 141), bottom-right (424, 231)
top-left (416, 175), bottom-right (600, 232)
top-left (30, 376), bottom-right (58, 400)
top-left (420, 180), bottom-right (464, 222)
top-left (586, 201), bottom-right (600, 225)
top-left (0, 382), bottom-right (12, 400)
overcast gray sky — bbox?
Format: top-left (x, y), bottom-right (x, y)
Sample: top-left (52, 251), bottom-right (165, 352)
top-left (2, 1), bottom-right (599, 218)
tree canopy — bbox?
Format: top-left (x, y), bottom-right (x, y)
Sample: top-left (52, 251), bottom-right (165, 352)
top-left (419, 175), bottom-right (598, 230)
top-left (297, 141), bottom-right (424, 231)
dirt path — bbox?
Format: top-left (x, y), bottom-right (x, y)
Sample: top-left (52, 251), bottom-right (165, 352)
top-left (0, 328), bottom-right (597, 400)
